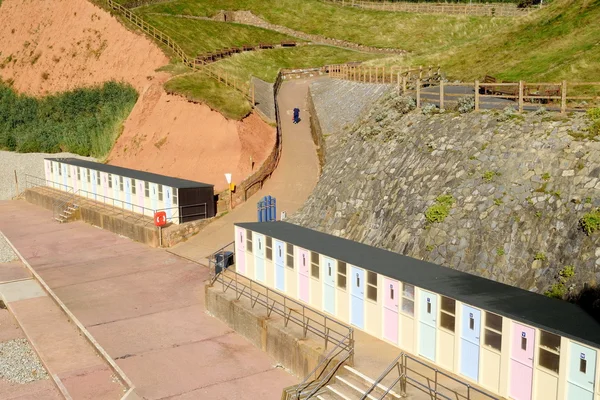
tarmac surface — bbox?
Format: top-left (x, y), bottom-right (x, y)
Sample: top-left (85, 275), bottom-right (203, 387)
top-left (0, 200), bottom-right (297, 400)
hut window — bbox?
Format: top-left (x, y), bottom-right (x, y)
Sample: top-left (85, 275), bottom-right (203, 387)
top-left (173, 189), bottom-right (178, 205)
top-left (337, 261), bottom-right (347, 289)
top-left (286, 244), bottom-right (294, 269)
top-left (440, 296), bottom-right (456, 332)
top-left (246, 230), bottom-right (253, 253)
top-left (145, 182), bottom-right (150, 198)
top-left (77, 167), bottom-right (81, 181)
top-left (311, 252), bottom-right (319, 279)
top-left (108, 174), bottom-right (112, 188)
top-left (366, 271), bottom-right (377, 301)
top-left (539, 330), bottom-right (560, 374)
top-left (484, 312), bottom-right (502, 352)
top-left (580, 359), bottom-right (587, 374)
top-left (119, 176), bottom-right (124, 191)
top-left (132, 179), bottom-right (136, 195)
top-left (87, 168), bottom-right (91, 183)
top-left (266, 237), bottom-right (272, 260)
top-left (401, 283), bottom-right (414, 316)
top-left (158, 185), bottom-right (163, 201)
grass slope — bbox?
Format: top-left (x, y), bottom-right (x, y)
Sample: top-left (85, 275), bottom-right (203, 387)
top-left (138, 0), bottom-right (501, 53)
top-left (0, 81), bottom-right (137, 157)
top-left (401, 0), bottom-right (600, 83)
top-left (141, 14), bottom-right (298, 55)
top-left (165, 73), bottom-right (252, 120)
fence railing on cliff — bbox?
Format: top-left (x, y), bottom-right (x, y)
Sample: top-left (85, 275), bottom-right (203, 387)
top-left (328, 63), bottom-right (442, 86)
top-left (106, 0), bottom-right (252, 100)
top-left (323, 0), bottom-right (535, 17)
top-left (409, 80), bottom-right (600, 113)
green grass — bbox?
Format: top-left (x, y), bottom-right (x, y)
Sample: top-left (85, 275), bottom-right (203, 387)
top-left (164, 73), bottom-right (252, 120)
top-left (214, 45), bottom-right (386, 83)
top-left (138, 0), bottom-right (501, 53)
top-left (0, 81), bottom-right (137, 157)
top-left (141, 14), bottom-right (298, 55)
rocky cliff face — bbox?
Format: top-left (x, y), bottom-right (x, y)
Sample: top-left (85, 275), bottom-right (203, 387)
top-left (290, 91), bottom-right (600, 296)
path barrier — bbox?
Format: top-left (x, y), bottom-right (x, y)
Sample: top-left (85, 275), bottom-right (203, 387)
top-left (323, 0), bottom-right (535, 17)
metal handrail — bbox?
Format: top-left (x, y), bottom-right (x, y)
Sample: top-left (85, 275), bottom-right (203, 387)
top-left (302, 349), bottom-right (354, 399)
top-left (213, 268), bottom-right (353, 354)
top-left (360, 352), bottom-right (404, 400)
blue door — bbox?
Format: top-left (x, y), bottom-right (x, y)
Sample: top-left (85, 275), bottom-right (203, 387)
top-left (567, 343), bottom-right (596, 400)
top-left (125, 178), bottom-right (132, 211)
top-left (419, 290), bottom-right (437, 361)
top-left (323, 257), bottom-right (335, 315)
top-left (460, 305), bottom-right (481, 381)
top-left (350, 266), bottom-right (365, 329)
top-left (275, 240), bottom-right (285, 291)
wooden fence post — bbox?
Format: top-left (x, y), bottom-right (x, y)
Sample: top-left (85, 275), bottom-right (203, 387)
top-left (369, 67), bottom-right (372, 83)
top-left (416, 79), bottom-right (421, 109)
top-left (518, 80), bottom-right (524, 113)
top-left (419, 66), bottom-right (423, 80)
top-left (382, 66), bottom-right (386, 84)
top-left (397, 72), bottom-right (400, 94)
top-left (428, 65), bottom-right (432, 79)
top-left (439, 80), bottom-right (445, 110)
top-left (474, 80), bottom-right (480, 111)
top-left (402, 76), bottom-right (407, 93)
top-left (561, 80), bottom-right (567, 114)
top-left (375, 66), bottom-right (378, 84)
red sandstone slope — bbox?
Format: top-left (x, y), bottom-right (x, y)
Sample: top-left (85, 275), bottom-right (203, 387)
top-left (0, 0), bottom-right (274, 191)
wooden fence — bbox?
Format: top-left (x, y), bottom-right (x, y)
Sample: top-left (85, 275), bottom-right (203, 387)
top-left (327, 64), bottom-right (442, 86)
top-left (106, 0), bottom-right (252, 100)
top-left (323, 0), bottom-right (534, 17)
top-left (411, 80), bottom-right (600, 113)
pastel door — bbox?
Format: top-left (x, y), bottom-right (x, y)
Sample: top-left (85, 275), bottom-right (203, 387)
top-left (298, 248), bottom-right (309, 303)
top-left (253, 234), bottom-right (265, 283)
top-left (125, 178), bottom-right (132, 211)
top-left (62, 164), bottom-right (68, 188)
top-left (275, 240), bottom-right (285, 291)
top-left (419, 290), bottom-right (437, 362)
top-left (567, 343), bottom-right (596, 400)
top-left (323, 257), bottom-right (335, 315)
top-left (509, 323), bottom-right (535, 400)
top-left (460, 305), bottom-right (481, 382)
top-left (235, 227), bottom-right (246, 275)
top-left (72, 166), bottom-right (78, 191)
top-left (165, 186), bottom-right (172, 219)
top-left (350, 266), bottom-right (365, 329)
top-left (150, 183), bottom-right (158, 211)
top-left (383, 278), bottom-right (399, 344)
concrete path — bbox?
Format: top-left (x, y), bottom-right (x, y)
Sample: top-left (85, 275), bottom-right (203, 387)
top-left (171, 79), bottom-right (320, 263)
top-left (0, 200), bottom-right (297, 400)
top-left (0, 261), bottom-right (126, 400)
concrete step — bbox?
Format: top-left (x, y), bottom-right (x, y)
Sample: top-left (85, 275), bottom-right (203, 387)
top-left (336, 375), bottom-right (380, 400)
top-left (342, 366), bottom-right (402, 400)
top-left (326, 383), bottom-right (361, 400)
top-left (317, 390), bottom-right (345, 400)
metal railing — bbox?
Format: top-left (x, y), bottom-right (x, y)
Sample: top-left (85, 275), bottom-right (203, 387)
top-left (210, 264), bottom-right (354, 356)
top-left (23, 174), bottom-right (207, 226)
top-left (362, 352), bottom-right (501, 400)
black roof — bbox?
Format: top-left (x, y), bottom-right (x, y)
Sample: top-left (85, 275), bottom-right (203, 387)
top-left (237, 221), bottom-right (600, 349)
top-left (46, 158), bottom-right (213, 189)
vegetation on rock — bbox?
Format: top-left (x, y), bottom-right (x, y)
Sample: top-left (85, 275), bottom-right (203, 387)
top-left (425, 194), bottom-right (454, 224)
top-left (580, 208), bottom-right (600, 236)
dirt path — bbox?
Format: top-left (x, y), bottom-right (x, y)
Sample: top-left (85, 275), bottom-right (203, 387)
top-left (0, 0), bottom-right (275, 192)
top-left (170, 78), bottom-right (320, 263)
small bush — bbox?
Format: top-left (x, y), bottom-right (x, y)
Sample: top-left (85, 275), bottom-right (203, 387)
top-left (545, 266), bottom-right (576, 299)
top-left (390, 94), bottom-right (416, 114)
top-left (541, 172), bottom-right (550, 181)
top-left (422, 103), bottom-right (438, 115)
top-left (482, 170), bottom-right (500, 182)
top-left (497, 106), bottom-right (517, 122)
top-left (534, 106), bottom-right (547, 115)
top-left (580, 208), bottom-right (600, 235)
top-left (496, 247), bottom-right (505, 256)
top-left (425, 194), bottom-right (455, 224)
top-left (534, 252), bottom-right (546, 261)
top-left (457, 96), bottom-right (475, 114)
top-left (587, 107), bottom-right (600, 121)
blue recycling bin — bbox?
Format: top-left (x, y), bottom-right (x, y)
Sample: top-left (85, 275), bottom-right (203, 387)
top-left (214, 251), bottom-right (235, 275)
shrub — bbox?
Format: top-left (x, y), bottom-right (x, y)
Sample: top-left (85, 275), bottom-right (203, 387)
top-left (541, 172), bottom-right (550, 181)
top-left (421, 103), bottom-right (438, 115)
top-left (580, 208), bottom-right (600, 235)
top-left (534, 252), bottom-right (546, 261)
top-left (534, 106), bottom-right (547, 115)
top-left (390, 94), bottom-right (416, 114)
top-left (457, 95), bottom-right (475, 114)
top-left (496, 247), bottom-right (505, 256)
top-left (0, 81), bottom-right (137, 157)
top-left (587, 107), bottom-right (600, 121)
top-left (545, 266), bottom-right (576, 300)
top-left (425, 194), bottom-right (455, 224)
top-left (482, 170), bottom-right (500, 182)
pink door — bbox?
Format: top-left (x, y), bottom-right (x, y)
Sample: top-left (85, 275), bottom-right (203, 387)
top-left (235, 227), bottom-right (246, 275)
top-left (510, 323), bottom-right (535, 400)
top-left (298, 247), bottom-right (309, 303)
top-left (383, 278), bottom-right (399, 344)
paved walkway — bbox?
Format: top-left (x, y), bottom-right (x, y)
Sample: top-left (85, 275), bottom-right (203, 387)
top-left (0, 200), bottom-right (297, 400)
top-left (171, 79), bottom-right (320, 263)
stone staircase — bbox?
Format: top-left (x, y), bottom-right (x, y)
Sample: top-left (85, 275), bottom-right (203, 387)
top-left (315, 366), bottom-right (403, 400)
top-left (54, 202), bottom-right (79, 223)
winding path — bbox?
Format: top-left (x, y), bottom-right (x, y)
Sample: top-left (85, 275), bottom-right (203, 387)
top-left (171, 78), bottom-right (320, 262)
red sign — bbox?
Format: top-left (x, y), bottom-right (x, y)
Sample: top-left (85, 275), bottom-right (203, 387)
top-left (154, 211), bottom-right (167, 227)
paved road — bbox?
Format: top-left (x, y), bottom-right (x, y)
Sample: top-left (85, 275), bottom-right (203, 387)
top-left (171, 79), bottom-right (320, 263)
top-left (0, 201), bottom-right (297, 400)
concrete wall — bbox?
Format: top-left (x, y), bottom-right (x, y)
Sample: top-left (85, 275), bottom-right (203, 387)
top-left (205, 285), bottom-right (338, 379)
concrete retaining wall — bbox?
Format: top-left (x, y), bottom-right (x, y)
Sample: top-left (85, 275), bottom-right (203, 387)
top-left (205, 285), bottom-right (334, 379)
top-left (307, 87), bottom-right (326, 173)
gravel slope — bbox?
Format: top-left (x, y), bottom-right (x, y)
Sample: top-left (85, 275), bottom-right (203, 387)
top-left (0, 233), bottom-right (17, 264)
top-left (0, 339), bottom-right (49, 384)
top-left (0, 151), bottom-right (95, 201)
